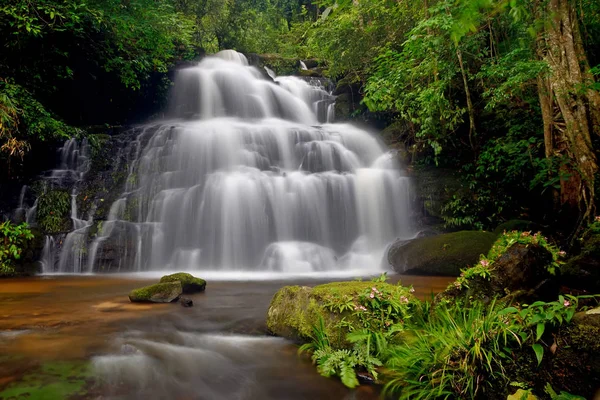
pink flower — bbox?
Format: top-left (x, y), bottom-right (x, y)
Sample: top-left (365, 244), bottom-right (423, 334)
top-left (480, 259), bottom-right (490, 267)
top-left (400, 296), bottom-right (409, 304)
top-left (454, 281), bottom-right (461, 289)
top-left (559, 250), bottom-right (566, 256)
top-left (409, 287), bottom-right (415, 293)
top-left (370, 292), bottom-right (375, 299)
top-left (563, 300), bottom-right (571, 307)
top-left (595, 216), bottom-right (600, 222)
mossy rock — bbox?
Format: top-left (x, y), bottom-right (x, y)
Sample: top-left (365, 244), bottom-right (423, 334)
top-left (266, 281), bottom-right (413, 348)
top-left (159, 272), bottom-right (206, 294)
top-left (128, 282), bottom-right (182, 303)
top-left (494, 219), bottom-right (543, 235)
top-left (0, 360), bottom-right (94, 399)
top-left (388, 231), bottom-right (497, 276)
top-left (437, 243), bottom-right (557, 306)
top-left (500, 323), bottom-right (600, 400)
top-left (561, 229), bottom-right (600, 292)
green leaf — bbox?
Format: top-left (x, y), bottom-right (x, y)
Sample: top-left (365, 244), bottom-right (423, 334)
top-left (532, 343), bottom-right (544, 366)
top-left (535, 323), bottom-right (545, 341)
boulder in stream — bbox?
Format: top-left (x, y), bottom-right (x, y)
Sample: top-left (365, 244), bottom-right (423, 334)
top-left (388, 231), bottom-right (497, 276)
top-left (267, 281), bottom-right (414, 347)
top-left (160, 272), bottom-right (206, 294)
top-left (128, 282), bottom-right (182, 303)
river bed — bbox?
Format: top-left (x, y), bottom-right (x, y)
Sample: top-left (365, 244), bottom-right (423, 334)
top-left (0, 274), bottom-right (452, 399)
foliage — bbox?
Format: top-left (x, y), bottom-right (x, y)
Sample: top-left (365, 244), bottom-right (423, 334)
top-left (384, 300), bottom-right (521, 399)
top-left (0, 220), bottom-right (34, 276)
top-left (452, 230), bottom-right (565, 291)
top-left (37, 190), bottom-right (72, 233)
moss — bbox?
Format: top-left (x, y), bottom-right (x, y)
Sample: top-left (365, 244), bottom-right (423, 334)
top-left (159, 272), bottom-right (206, 294)
top-left (389, 231), bottom-right (497, 276)
top-left (128, 281), bottom-right (182, 303)
top-left (267, 281), bottom-right (413, 348)
top-left (0, 360), bottom-right (93, 399)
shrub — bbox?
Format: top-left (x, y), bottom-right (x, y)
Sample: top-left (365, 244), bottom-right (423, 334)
top-left (0, 220), bottom-right (34, 276)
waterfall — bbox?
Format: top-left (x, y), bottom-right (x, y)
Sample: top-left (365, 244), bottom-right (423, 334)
top-left (55, 50), bottom-right (412, 274)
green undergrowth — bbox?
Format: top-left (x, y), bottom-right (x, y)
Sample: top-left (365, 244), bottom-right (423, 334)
top-left (0, 221), bottom-right (34, 276)
top-left (297, 273), bottom-right (599, 399)
top-left (452, 230), bottom-right (564, 292)
top-left (0, 360), bottom-right (94, 399)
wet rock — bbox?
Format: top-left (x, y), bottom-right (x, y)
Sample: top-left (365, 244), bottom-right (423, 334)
top-left (128, 282), bottom-right (182, 303)
top-left (572, 306), bottom-right (600, 328)
top-left (561, 228), bottom-right (600, 292)
top-left (356, 371), bottom-right (376, 385)
top-left (388, 231), bottom-right (497, 276)
top-left (267, 281), bottom-right (415, 348)
top-left (159, 272), bottom-right (206, 294)
top-left (493, 219), bottom-right (544, 235)
top-left (410, 166), bottom-right (463, 227)
top-left (179, 297), bottom-right (194, 307)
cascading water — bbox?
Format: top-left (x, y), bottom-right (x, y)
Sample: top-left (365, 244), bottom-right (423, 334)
top-left (59, 50), bottom-right (411, 275)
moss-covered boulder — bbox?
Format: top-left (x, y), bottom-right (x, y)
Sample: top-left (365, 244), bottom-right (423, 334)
top-left (493, 219), bottom-right (544, 235)
top-left (561, 228), bottom-right (600, 292)
top-left (437, 243), bottom-right (557, 305)
top-left (388, 231), bottom-right (497, 276)
top-left (501, 320), bottom-right (600, 399)
top-left (159, 272), bottom-right (206, 294)
top-left (267, 281), bottom-right (414, 348)
top-left (128, 282), bottom-right (182, 303)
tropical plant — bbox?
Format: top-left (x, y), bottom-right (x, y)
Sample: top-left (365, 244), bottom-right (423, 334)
top-left (0, 221), bottom-right (34, 276)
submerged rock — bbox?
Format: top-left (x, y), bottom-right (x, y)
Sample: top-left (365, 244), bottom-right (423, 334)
top-left (159, 272), bottom-right (206, 294)
top-left (179, 297), bottom-right (194, 307)
top-left (128, 282), bottom-right (182, 303)
top-left (267, 281), bottom-right (414, 347)
top-left (388, 231), bottom-right (497, 276)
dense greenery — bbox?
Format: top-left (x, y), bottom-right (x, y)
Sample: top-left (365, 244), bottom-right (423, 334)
top-left (298, 272), bottom-right (597, 398)
top-left (0, 221), bottom-right (34, 275)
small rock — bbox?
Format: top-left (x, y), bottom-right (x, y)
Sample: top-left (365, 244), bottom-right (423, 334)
top-left (356, 371), bottom-right (376, 384)
top-left (180, 298), bottom-right (193, 307)
top-left (128, 282), bottom-right (182, 303)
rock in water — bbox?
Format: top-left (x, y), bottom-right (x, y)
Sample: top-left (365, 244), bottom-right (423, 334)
top-left (388, 231), bottom-right (497, 276)
top-left (267, 281), bottom-right (415, 347)
top-left (179, 297), bottom-right (193, 307)
top-left (159, 272), bottom-right (206, 294)
top-left (128, 282), bottom-right (182, 303)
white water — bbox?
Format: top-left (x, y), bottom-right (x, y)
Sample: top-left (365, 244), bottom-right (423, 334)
top-left (47, 50), bottom-right (412, 274)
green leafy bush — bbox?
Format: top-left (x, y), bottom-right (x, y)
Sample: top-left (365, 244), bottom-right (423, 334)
top-left (0, 221), bottom-right (34, 276)
top-left (37, 190), bottom-right (72, 233)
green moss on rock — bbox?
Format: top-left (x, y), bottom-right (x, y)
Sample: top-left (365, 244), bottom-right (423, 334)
top-left (128, 281), bottom-right (182, 303)
top-left (0, 360), bottom-right (93, 399)
top-left (159, 272), bottom-right (206, 294)
top-left (388, 231), bottom-right (497, 276)
top-left (266, 281), bottom-right (413, 348)
top-left (493, 219), bottom-right (543, 235)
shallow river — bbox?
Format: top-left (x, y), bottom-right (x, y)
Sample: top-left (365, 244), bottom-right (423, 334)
top-left (0, 274), bottom-right (452, 399)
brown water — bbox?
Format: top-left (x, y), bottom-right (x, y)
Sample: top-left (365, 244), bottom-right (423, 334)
top-left (0, 274), bottom-right (452, 399)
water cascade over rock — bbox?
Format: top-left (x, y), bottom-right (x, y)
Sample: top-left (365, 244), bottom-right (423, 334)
top-left (48, 50), bottom-right (412, 275)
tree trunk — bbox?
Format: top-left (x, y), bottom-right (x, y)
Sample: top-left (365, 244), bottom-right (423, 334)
top-left (456, 47), bottom-right (476, 153)
top-left (537, 0), bottom-right (598, 233)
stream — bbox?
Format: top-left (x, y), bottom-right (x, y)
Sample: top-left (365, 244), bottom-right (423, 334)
top-left (0, 274), bottom-right (452, 399)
